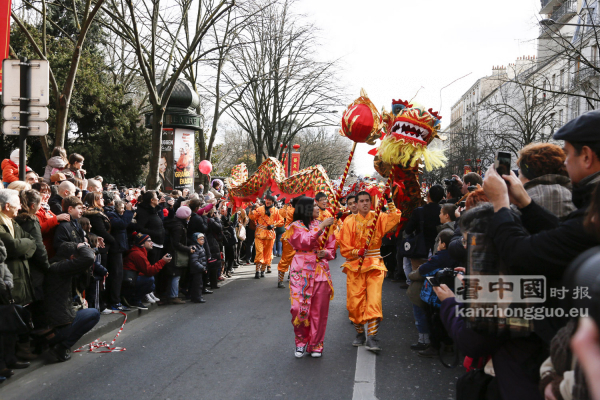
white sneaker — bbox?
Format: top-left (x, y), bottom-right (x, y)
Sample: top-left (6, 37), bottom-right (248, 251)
top-left (311, 352), bottom-right (322, 358)
top-left (294, 345), bottom-right (306, 358)
top-left (101, 308), bottom-right (115, 315)
top-left (150, 292), bottom-right (160, 302)
top-left (144, 293), bottom-right (156, 304)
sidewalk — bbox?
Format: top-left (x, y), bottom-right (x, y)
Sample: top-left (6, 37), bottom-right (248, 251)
top-left (1, 303), bottom-right (159, 387)
top-left (1, 257), bottom-right (279, 387)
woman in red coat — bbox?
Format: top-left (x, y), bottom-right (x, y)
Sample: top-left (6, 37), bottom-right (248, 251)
top-left (32, 182), bottom-right (70, 258)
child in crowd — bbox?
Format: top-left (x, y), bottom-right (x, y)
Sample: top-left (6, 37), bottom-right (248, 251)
top-left (415, 230), bottom-right (459, 357)
top-left (189, 233), bottom-right (208, 303)
top-left (433, 204), bottom-right (457, 255)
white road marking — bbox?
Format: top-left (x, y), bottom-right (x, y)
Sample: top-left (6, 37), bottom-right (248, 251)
top-left (352, 346), bottom-right (378, 400)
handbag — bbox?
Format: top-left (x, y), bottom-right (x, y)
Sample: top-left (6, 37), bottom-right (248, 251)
top-left (236, 224), bottom-right (246, 241)
top-left (0, 288), bottom-right (33, 334)
top-left (400, 208), bottom-right (428, 259)
top-left (122, 269), bottom-right (139, 287)
top-left (175, 249), bottom-right (190, 268)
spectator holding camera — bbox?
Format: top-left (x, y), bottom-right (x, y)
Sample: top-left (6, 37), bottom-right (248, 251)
top-left (408, 230), bottom-right (458, 358)
top-left (43, 242), bottom-right (99, 362)
top-left (123, 233), bottom-right (170, 308)
top-left (452, 172), bottom-right (483, 196)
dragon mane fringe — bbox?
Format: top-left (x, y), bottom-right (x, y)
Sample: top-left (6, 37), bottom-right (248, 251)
top-left (378, 136), bottom-right (447, 172)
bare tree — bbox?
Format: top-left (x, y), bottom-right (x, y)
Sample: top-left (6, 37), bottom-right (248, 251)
top-left (101, 0), bottom-right (236, 189)
top-left (293, 128), bottom-right (352, 178)
top-left (479, 69), bottom-right (567, 156)
top-left (226, 0), bottom-right (342, 165)
top-left (10, 0), bottom-right (107, 156)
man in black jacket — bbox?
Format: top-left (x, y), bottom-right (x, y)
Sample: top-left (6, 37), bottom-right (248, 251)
top-left (53, 196), bottom-right (86, 252)
top-left (483, 110), bottom-right (600, 343)
top-left (44, 242), bottom-right (98, 362)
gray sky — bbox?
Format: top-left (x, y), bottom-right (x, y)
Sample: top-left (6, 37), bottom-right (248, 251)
top-left (295, 0), bottom-right (543, 177)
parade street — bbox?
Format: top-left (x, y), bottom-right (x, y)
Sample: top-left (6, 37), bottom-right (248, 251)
top-left (0, 254), bottom-right (462, 400)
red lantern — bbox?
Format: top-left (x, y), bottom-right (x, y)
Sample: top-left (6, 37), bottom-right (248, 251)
top-left (292, 144), bottom-right (300, 150)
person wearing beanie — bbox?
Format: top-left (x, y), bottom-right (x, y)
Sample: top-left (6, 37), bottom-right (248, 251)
top-left (188, 232), bottom-right (207, 303)
top-left (161, 206), bottom-right (194, 305)
top-left (2, 149), bottom-right (29, 187)
top-left (123, 233), bottom-right (172, 308)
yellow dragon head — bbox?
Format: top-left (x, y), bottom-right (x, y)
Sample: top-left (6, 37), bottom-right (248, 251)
top-left (377, 99), bottom-right (446, 171)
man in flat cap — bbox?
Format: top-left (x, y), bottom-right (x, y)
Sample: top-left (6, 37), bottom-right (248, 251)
top-left (481, 110), bottom-right (600, 345)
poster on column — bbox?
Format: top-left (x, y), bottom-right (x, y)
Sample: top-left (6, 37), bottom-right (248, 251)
top-left (159, 128), bottom-right (174, 192)
top-left (173, 128), bottom-right (195, 191)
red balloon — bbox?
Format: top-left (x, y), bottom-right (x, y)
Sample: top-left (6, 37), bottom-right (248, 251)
top-left (199, 160), bottom-right (213, 175)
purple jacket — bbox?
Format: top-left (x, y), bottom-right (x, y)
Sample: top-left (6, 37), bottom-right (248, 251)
top-left (440, 298), bottom-right (545, 400)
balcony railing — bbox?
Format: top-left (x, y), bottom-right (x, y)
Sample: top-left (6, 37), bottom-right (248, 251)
top-left (570, 67), bottom-right (600, 90)
top-left (551, 0), bottom-right (577, 23)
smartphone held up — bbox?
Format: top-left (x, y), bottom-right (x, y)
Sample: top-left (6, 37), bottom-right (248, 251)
top-left (494, 151), bottom-right (511, 176)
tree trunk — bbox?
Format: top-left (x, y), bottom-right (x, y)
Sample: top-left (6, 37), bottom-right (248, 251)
top-left (146, 106), bottom-right (164, 190)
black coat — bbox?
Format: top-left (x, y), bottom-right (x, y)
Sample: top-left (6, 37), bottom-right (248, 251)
top-left (189, 243), bottom-right (207, 274)
top-left (53, 219), bottom-right (86, 252)
top-left (187, 213), bottom-right (207, 243)
top-left (44, 246), bottom-right (95, 328)
top-left (135, 203), bottom-right (165, 245)
top-left (104, 206), bottom-right (134, 253)
top-left (48, 193), bottom-right (64, 215)
top-left (205, 216), bottom-right (223, 257)
top-left (163, 217), bottom-right (192, 277)
top-left (489, 173), bottom-right (600, 343)
top-left (404, 202), bottom-right (441, 255)
top-left (221, 214), bottom-right (237, 247)
top-left (83, 208), bottom-right (114, 250)
top-left (15, 214), bottom-right (50, 300)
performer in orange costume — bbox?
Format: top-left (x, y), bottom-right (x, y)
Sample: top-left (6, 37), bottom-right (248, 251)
top-left (250, 194), bottom-right (283, 279)
top-left (277, 197), bottom-right (299, 288)
top-left (315, 192), bottom-right (333, 222)
top-left (338, 191), bottom-right (401, 353)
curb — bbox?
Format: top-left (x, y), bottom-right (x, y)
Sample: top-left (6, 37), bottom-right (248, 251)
top-left (2, 302), bottom-right (158, 387)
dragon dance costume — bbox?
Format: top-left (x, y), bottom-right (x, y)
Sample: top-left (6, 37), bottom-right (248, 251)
top-left (338, 202), bottom-right (401, 348)
top-left (286, 219), bottom-right (336, 355)
top-left (277, 204), bottom-right (296, 284)
top-left (250, 205), bottom-right (283, 275)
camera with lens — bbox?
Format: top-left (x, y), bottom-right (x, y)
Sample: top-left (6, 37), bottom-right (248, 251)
top-left (434, 268), bottom-right (459, 289)
top-left (444, 177), bottom-right (458, 187)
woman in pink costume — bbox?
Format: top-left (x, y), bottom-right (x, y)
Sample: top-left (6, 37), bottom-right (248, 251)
top-left (284, 196), bottom-right (335, 358)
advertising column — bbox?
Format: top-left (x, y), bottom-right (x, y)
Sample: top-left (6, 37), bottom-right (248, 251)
top-left (173, 128), bottom-right (195, 191)
top-left (159, 128), bottom-right (175, 192)
top-left (0, 0), bottom-right (12, 94)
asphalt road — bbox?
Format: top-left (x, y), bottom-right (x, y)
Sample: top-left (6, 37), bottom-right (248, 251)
top-left (1, 254), bottom-right (463, 400)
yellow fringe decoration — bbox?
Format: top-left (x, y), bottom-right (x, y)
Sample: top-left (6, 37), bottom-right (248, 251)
top-left (292, 315), bottom-right (311, 327)
top-left (378, 136), bottom-right (447, 171)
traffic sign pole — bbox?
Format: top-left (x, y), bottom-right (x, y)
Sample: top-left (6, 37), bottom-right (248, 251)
top-left (19, 57), bottom-right (30, 181)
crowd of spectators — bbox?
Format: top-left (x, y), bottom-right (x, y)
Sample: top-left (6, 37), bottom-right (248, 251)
top-left (0, 148), bottom-right (268, 381)
top-left (384, 110), bottom-right (600, 400)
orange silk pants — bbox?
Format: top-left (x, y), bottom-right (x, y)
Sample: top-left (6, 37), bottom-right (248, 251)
top-left (277, 240), bottom-right (296, 273)
top-left (254, 238), bottom-right (275, 268)
top-left (345, 269), bottom-right (385, 325)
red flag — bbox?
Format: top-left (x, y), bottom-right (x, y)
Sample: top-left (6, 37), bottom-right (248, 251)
top-left (0, 0), bottom-right (11, 95)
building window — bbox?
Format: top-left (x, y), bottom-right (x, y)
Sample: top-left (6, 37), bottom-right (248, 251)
top-left (552, 74), bottom-right (556, 89)
top-left (558, 109), bottom-right (563, 125)
top-left (560, 69), bottom-right (565, 90)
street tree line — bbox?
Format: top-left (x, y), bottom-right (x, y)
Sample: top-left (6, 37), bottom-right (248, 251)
top-left (6, 0), bottom-right (343, 187)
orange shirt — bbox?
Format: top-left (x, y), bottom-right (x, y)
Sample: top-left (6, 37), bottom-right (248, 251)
top-left (317, 208), bottom-right (333, 222)
top-left (250, 206), bottom-right (283, 240)
top-left (338, 204), bottom-right (401, 273)
top-left (283, 204), bottom-right (295, 228)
